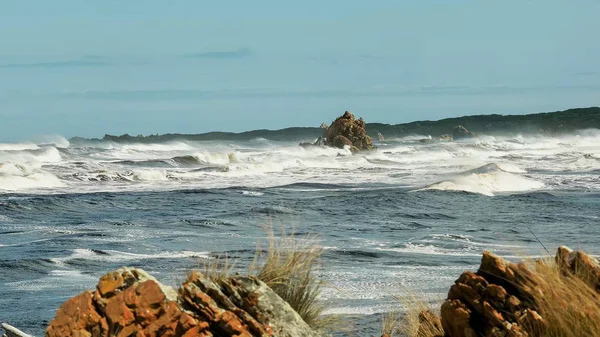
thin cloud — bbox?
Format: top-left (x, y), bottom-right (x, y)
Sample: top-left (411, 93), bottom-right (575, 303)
top-left (0, 57), bottom-right (108, 69)
top-left (574, 71), bottom-right (597, 77)
top-left (184, 47), bottom-right (251, 59)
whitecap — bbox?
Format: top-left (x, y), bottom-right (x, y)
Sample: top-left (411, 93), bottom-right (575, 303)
top-left (420, 163), bottom-right (543, 196)
top-left (51, 248), bottom-right (210, 266)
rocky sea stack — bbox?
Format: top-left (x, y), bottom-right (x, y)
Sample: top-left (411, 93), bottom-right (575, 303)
top-left (323, 111), bottom-right (375, 153)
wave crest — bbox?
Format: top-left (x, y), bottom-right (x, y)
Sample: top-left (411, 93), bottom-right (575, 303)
top-left (421, 163), bottom-right (543, 196)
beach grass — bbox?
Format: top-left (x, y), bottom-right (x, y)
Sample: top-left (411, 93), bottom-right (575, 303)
top-left (382, 293), bottom-right (443, 337)
top-left (250, 229), bottom-right (335, 331)
top-left (198, 228), bottom-right (332, 331)
top-left (522, 259), bottom-right (600, 337)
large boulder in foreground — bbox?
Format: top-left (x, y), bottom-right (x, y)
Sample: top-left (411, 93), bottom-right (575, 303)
top-left (46, 267), bottom-right (203, 337)
top-left (46, 267), bottom-right (317, 337)
top-left (414, 246), bottom-right (600, 337)
top-left (440, 252), bottom-right (540, 337)
top-left (324, 111), bottom-right (374, 152)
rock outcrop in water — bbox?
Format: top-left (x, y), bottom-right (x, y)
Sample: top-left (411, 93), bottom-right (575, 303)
top-left (410, 246), bottom-right (600, 337)
top-left (452, 125), bottom-right (472, 140)
top-left (45, 267), bottom-right (317, 337)
top-left (323, 111), bottom-right (374, 153)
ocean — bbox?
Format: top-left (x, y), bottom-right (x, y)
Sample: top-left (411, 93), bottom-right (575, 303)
top-left (1, 133), bottom-right (600, 335)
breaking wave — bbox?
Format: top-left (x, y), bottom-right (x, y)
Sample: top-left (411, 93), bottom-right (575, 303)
top-left (421, 163), bottom-right (544, 196)
top-left (2, 130), bottom-right (600, 193)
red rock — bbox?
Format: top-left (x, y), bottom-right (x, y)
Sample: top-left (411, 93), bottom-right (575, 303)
top-left (105, 294), bottom-right (135, 327)
top-left (46, 267), bottom-right (205, 337)
top-left (324, 111), bottom-right (374, 152)
top-left (506, 295), bottom-right (522, 313)
top-left (46, 266), bottom-right (320, 337)
top-left (482, 301), bottom-right (504, 327)
top-left (518, 309), bottom-right (545, 334)
top-left (484, 284), bottom-right (508, 309)
top-left (46, 290), bottom-right (104, 337)
top-left (416, 310), bottom-right (443, 337)
top-left (97, 270), bottom-right (127, 297)
top-left (441, 299), bottom-right (476, 337)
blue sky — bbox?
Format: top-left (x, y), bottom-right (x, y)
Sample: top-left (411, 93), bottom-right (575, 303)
top-left (1, 1), bottom-right (599, 141)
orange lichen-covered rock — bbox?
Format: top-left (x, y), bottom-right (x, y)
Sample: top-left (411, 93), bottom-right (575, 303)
top-left (45, 267), bottom-right (318, 337)
top-left (441, 299), bottom-right (475, 337)
top-left (180, 271), bottom-right (316, 337)
top-left (46, 267), bottom-right (205, 337)
top-left (45, 290), bottom-right (105, 337)
top-left (416, 310), bottom-right (444, 337)
top-left (438, 252), bottom-right (542, 336)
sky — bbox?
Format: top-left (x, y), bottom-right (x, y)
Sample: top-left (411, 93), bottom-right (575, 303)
top-left (1, 0), bottom-right (599, 141)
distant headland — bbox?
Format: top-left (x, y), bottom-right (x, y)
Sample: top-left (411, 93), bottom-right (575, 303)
top-left (71, 107), bottom-right (600, 143)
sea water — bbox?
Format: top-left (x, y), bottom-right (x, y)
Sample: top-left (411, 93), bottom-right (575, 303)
top-left (1, 133), bottom-right (600, 335)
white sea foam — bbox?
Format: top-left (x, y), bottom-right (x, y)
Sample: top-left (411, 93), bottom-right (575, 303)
top-left (6, 269), bottom-right (97, 291)
top-left (131, 169), bottom-right (169, 181)
top-left (421, 163), bottom-right (543, 196)
top-left (242, 190), bottom-right (264, 196)
top-left (34, 135), bottom-right (70, 148)
top-left (50, 248), bottom-right (210, 266)
top-left (0, 163), bottom-right (65, 191)
top-left (3, 130), bottom-right (600, 193)
top-left (377, 243), bottom-right (482, 257)
top-left (0, 142), bottom-right (40, 151)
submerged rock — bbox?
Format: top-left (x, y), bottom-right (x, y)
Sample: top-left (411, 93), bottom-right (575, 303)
top-left (45, 267), bottom-right (317, 337)
top-left (452, 125), bottom-right (472, 140)
top-left (299, 137), bottom-right (325, 149)
top-left (323, 111), bottom-right (374, 152)
top-left (439, 134), bottom-right (453, 141)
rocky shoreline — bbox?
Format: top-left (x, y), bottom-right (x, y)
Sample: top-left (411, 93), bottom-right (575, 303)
top-left (3, 245), bottom-right (600, 337)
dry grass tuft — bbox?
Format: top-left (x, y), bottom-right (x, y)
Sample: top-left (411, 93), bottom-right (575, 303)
top-left (382, 293), bottom-right (443, 337)
top-left (250, 229), bottom-right (333, 331)
top-left (381, 309), bottom-right (402, 337)
top-left (202, 254), bottom-right (236, 283)
top-left (523, 259), bottom-right (600, 337)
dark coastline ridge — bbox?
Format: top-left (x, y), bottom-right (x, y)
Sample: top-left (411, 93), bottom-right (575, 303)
top-left (70, 107), bottom-right (600, 143)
